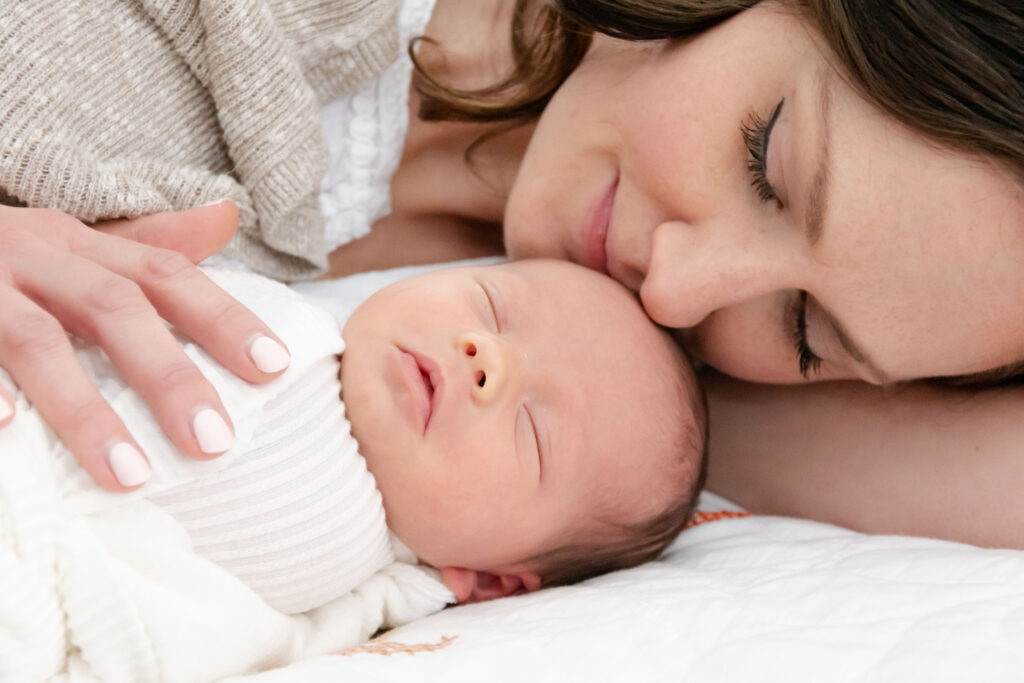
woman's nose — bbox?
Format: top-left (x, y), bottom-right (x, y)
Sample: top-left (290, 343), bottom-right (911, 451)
top-left (639, 218), bottom-right (802, 329)
top-left (457, 332), bottom-right (514, 404)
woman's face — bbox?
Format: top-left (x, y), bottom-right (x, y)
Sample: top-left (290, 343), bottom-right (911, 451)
top-left (504, 3), bottom-right (1024, 384)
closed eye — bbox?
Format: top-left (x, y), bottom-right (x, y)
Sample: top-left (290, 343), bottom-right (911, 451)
top-left (479, 280), bottom-right (502, 333)
top-left (741, 98), bottom-right (785, 207)
top-left (525, 405), bottom-right (543, 483)
top-left (788, 290), bottom-right (823, 379)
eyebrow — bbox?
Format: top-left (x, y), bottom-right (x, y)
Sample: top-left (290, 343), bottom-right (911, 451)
top-left (805, 69), bottom-right (833, 247)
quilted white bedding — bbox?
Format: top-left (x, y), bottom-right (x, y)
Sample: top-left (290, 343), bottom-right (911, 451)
top-left (230, 492), bottom-right (1024, 682)
top-left (280, 263), bottom-right (1024, 682)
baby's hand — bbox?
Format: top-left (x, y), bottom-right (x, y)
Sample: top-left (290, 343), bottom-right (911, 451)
top-left (0, 201), bottom-right (290, 490)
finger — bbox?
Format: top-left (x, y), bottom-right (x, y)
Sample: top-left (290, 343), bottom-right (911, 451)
top-left (68, 213), bottom-right (290, 385)
top-left (0, 287), bottom-right (151, 491)
top-left (18, 248), bottom-right (239, 463)
top-left (94, 200), bottom-right (239, 263)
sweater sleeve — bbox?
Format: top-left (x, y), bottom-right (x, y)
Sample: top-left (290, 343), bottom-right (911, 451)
top-left (0, 0), bottom-right (399, 280)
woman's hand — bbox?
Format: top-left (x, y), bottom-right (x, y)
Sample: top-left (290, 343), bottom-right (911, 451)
top-left (0, 201), bottom-right (291, 491)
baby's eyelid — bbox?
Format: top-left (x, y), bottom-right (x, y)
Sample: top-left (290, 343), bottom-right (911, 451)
top-left (479, 280), bottom-right (502, 333)
top-left (525, 405), bottom-right (543, 483)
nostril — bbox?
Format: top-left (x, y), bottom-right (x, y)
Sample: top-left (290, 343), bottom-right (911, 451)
top-left (476, 371), bottom-right (486, 388)
top-left (464, 342), bottom-right (477, 357)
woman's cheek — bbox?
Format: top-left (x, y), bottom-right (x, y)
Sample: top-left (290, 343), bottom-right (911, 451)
top-left (691, 311), bottom-right (804, 384)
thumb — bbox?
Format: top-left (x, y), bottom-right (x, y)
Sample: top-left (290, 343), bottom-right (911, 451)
top-left (93, 200), bottom-right (239, 263)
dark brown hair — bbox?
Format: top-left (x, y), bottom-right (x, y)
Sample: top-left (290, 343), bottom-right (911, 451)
top-left (414, 0), bottom-right (1024, 183)
top-left (412, 0), bottom-right (591, 125)
top-left (531, 436), bottom-right (708, 588)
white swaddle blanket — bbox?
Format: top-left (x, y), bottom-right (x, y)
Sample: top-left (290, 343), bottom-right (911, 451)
top-left (0, 269), bottom-right (452, 683)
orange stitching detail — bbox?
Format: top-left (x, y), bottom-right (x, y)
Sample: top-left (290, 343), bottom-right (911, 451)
top-left (336, 634), bottom-right (458, 657)
top-left (685, 510), bottom-right (751, 529)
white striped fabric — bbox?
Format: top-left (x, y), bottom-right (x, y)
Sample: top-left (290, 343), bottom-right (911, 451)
top-left (150, 356), bottom-right (393, 614)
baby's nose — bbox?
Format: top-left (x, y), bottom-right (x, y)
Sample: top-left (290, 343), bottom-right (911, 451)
top-left (457, 332), bottom-right (511, 404)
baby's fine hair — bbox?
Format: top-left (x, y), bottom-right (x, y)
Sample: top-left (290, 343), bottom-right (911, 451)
top-left (526, 343), bottom-right (708, 588)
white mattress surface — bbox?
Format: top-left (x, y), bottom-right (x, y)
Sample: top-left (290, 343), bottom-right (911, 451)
top-left (230, 492), bottom-right (1024, 682)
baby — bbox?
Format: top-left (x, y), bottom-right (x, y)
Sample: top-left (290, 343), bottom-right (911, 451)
top-left (342, 259), bottom-right (707, 596)
top-left (0, 260), bottom-right (706, 682)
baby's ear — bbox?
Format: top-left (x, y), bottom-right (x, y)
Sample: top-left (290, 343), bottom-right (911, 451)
top-left (440, 567), bottom-right (541, 604)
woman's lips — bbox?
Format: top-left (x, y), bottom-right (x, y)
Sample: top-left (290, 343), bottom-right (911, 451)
top-left (581, 176), bottom-right (618, 274)
top-left (395, 349), bottom-right (437, 433)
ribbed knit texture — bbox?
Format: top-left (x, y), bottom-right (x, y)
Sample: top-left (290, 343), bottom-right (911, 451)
top-left (150, 355), bottom-right (393, 615)
top-left (0, 0), bottom-right (399, 280)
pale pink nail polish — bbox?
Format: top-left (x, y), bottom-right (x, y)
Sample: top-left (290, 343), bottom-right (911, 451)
top-left (249, 335), bottom-right (290, 374)
top-left (108, 442), bottom-right (151, 487)
top-left (192, 408), bottom-right (234, 454)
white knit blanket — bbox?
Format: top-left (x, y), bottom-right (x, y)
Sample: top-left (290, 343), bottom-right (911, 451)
top-left (0, 269), bottom-right (452, 683)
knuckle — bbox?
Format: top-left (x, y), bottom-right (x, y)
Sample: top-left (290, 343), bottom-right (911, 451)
top-left (136, 249), bottom-right (195, 287)
top-left (62, 397), bottom-right (112, 437)
top-left (154, 360), bottom-right (206, 393)
top-left (82, 276), bottom-right (150, 319)
top-left (209, 299), bottom-right (254, 331)
top-left (0, 311), bottom-right (66, 359)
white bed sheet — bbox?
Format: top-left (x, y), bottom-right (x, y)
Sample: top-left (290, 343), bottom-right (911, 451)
top-left (273, 264), bottom-right (1024, 682)
top-left (232, 492), bottom-right (1024, 682)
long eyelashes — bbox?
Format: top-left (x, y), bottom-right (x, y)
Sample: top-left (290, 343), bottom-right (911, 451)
top-left (741, 98), bottom-right (785, 206)
top-left (790, 291), bottom-right (823, 379)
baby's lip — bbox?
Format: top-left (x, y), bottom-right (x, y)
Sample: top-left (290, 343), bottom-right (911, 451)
top-left (396, 347), bottom-right (441, 433)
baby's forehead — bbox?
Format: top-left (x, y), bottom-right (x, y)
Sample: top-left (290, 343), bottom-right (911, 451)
top-left (490, 259), bottom-right (643, 317)
top-left (492, 259), bottom-right (685, 381)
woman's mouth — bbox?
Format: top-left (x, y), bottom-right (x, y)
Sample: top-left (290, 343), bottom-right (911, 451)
top-left (581, 176), bottom-right (618, 274)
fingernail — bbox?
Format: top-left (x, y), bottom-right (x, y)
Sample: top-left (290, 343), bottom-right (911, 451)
top-left (192, 408), bottom-right (234, 454)
top-left (0, 398), bottom-right (12, 423)
top-left (108, 442), bottom-right (151, 487)
top-left (249, 335), bottom-right (290, 374)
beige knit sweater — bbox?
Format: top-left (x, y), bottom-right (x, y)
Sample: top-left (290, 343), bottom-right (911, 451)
top-left (0, 0), bottom-right (399, 279)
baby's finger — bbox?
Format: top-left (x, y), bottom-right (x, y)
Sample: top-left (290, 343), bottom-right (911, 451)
top-left (18, 251), bottom-right (238, 463)
top-left (0, 288), bottom-right (150, 491)
top-left (69, 219), bottom-right (290, 384)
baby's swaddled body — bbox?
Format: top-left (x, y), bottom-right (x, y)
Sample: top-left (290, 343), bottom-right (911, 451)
top-left (0, 269), bottom-right (451, 683)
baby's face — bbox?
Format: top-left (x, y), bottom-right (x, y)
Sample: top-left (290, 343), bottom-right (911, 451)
top-left (341, 260), bottom-right (690, 573)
